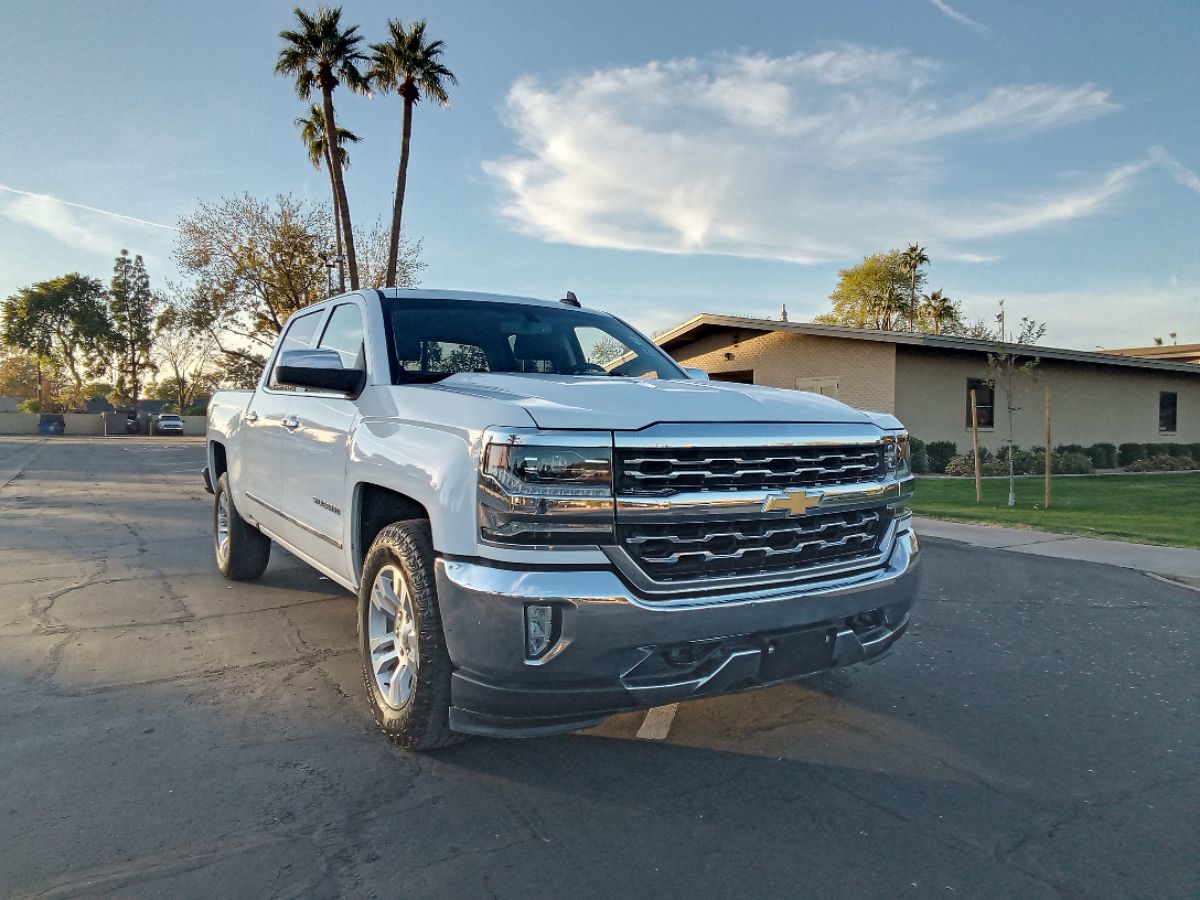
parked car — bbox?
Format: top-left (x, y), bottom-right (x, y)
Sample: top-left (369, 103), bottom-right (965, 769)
top-left (37, 413), bottom-right (65, 435)
top-left (204, 289), bottom-right (919, 749)
top-left (154, 413), bottom-right (185, 436)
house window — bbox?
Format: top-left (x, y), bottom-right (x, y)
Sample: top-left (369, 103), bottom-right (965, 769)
top-left (966, 378), bottom-right (994, 429)
top-left (1159, 391), bottom-right (1177, 433)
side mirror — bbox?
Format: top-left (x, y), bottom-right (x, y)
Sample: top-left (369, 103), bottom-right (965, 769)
top-left (274, 348), bottom-right (365, 395)
top-left (683, 367), bottom-right (710, 381)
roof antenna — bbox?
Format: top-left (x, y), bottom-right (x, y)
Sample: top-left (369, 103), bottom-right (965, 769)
top-left (560, 290), bottom-right (581, 308)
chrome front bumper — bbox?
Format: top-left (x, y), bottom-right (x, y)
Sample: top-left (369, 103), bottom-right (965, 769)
top-left (436, 523), bottom-right (921, 737)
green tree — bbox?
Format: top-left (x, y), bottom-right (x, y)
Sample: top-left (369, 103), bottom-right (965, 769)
top-left (814, 251), bottom-right (909, 330)
top-left (173, 193), bottom-right (334, 363)
top-left (0, 349), bottom-right (40, 399)
top-left (109, 250), bottom-right (160, 410)
top-left (920, 289), bottom-right (963, 335)
top-left (295, 104), bottom-right (360, 293)
top-left (277, 5), bottom-right (368, 291)
top-left (899, 242), bottom-right (929, 332)
top-left (369, 18), bottom-right (456, 287)
top-left (1, 274), bottom-right (113, 410)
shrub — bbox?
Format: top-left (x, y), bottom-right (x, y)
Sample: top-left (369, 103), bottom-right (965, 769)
top-left (925, 440), bottom-right (958, 474)
top-left (1190, 444), bottom-right (1200, 462)
top-left (1087, 443), bottom-right (1118, 469)
top-left (1055, 443), bottom-right (1086, 455)
top-left (943, 448), bottom-right (1092, 477)
top-left (1165, 443), bottom-right (1191, 458)
top-left (1118, 443), bottom-right (1146, 465)
top-left (1053, 451), bottom-right (1093, 474)
top-left (1125, 454), bottom-right (1197, 472)
top-left (1144, 442), bottom-right (1169, 457)
top-left (909, 437), bottom-right (929, 474)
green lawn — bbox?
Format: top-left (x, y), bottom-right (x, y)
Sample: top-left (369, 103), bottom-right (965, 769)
top-left (911, 472), bottom-right (1200, 549)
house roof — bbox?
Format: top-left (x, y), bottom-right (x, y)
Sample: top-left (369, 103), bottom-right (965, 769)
top-left (655, 314), bottom-right (1200, 377)
top-left (1104, 343), bottom-right (1200, 363)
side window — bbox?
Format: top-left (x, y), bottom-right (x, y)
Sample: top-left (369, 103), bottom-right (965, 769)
top-left (318, 303), bottom-right (365, 370)
top-left (966, 378), bottom-right (995, 429)
top-left (269, 311), bottom-right (322, 389)
top-left (1159, 391), bottom-right (1177, 433)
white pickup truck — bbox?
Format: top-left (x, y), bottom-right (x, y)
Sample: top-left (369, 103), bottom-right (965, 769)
top-left (205, 289), bottom-right (919, 749)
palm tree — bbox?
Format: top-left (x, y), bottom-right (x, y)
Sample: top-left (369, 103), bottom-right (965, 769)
top-left (899, 242), bottom-right (929, 332)
top-left (276, 6), bottom-right (368, 290)
top-left (369, 19), bottom-right (456, 287)
top-left (922, 288), bottom-right (956, 334)
top-left (295, 105), bottom-right (361, 293)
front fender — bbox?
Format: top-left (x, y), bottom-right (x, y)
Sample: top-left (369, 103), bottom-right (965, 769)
top-left (348, 420), bottom-right (484, 559)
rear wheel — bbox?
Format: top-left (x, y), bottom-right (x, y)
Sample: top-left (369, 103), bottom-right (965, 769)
top-left (213, 473), bottom-right (271, 581)
top-left (358, 520), bottom-right (464, 750)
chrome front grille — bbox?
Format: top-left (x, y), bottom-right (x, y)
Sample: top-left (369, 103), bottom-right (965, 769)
top-left (616, 445), bottom-right (885, 496)
top-left (617, 508), bottom-right (889, 583)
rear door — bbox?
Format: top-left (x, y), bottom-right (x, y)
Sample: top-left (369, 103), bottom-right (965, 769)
top-left (278, 300), bottom-right (366, 576)
top-left (238, 308), bottom-right (326, 533)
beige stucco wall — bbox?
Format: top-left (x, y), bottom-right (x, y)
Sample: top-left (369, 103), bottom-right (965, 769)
top-left (0, 413), bottom-right (38, 434)
top-left (671, 329), bottom-right (898, 413)
top-left (894, 347), bottom-right (1200, 450)
top-left (0, 414), bottom-right (104, 434)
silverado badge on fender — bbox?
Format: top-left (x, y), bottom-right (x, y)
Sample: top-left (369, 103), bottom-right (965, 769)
top-left (762, 488), bottom-right (822, 516)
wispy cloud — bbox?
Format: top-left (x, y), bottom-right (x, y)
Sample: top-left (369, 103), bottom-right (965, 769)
top-left (930, 0), bottom-right (990, 35)
top-left (2, 194), bottom-right (121, 255)
top-left (0, 184), bottom-right (175, 230)
top-left (1149, 146), bottom-right (1200, 195)
top-left (485, 45), bottom-right (1122, 265)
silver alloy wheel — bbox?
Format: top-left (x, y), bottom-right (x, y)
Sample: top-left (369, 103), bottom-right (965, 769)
top-left (215, 491), bottom-right (231, 564)
top-left (368, 564), bottom-right (420, 710)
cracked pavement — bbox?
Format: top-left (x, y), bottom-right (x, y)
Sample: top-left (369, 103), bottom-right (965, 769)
top-left (0, 436), bottom-right (1195, 898)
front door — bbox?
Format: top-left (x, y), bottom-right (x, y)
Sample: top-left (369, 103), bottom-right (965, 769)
top-left (279, 301), bottom-right (365, 578)
top-left (238, 308), bottom-right (326, 533)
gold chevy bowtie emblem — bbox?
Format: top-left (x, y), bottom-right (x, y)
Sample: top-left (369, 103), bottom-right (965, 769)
top-left (762, 489), bottom-right (822, 516)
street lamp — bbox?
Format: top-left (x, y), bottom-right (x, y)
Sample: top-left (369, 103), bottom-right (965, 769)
top-left (316, 251), bottom-right (346, 298)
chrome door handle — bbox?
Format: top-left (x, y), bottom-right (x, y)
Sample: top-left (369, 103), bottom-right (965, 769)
top-left (281, 416), bottom-right (300, 430)
top-left (243, 410), bottom-right (259, 423)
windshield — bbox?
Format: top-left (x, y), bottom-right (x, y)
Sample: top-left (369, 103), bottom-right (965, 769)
top-left (160, 415), bottom-right (181, 422)
top-left (382, 298), bottom-right (684, 384)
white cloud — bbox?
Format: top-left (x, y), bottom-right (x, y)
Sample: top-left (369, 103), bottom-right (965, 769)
top-left (1149, 146), bottom-right (1200, 195)
top-left (930, 0), bottom-right (990, 36)
top-left (1, 193), bottom-right (120, 255)
top-left (485, 46), bottom-right (1125, 265)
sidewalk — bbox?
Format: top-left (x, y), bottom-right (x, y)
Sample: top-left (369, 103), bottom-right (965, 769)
top-left (915, 516), bottom-right (1200, 589)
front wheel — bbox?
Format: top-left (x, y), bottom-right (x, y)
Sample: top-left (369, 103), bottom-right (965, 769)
top-left (213, 473), bottom-right (271, 581)
top-left (358, 520), bottom-right (464, 751)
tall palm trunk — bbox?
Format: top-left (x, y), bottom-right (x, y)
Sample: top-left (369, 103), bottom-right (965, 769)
top-left (385, 94), bottom-right (414, 287)
top-left (322, 145), bottom-right (346, 293)
top-left (909, 272), bottom-right (917, 332)
top-left (321, 85), bottom-right (358, 290)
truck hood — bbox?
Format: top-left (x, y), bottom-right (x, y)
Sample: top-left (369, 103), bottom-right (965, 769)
top-left (427, 373), bottom-right (874, 431)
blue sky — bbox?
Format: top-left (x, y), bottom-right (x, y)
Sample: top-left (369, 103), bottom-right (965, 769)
top-left (1, 0), bottom-right (1197, 349)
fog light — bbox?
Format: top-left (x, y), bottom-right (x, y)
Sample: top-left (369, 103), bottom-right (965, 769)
top-left (525, 604), bottom-right (554, 659)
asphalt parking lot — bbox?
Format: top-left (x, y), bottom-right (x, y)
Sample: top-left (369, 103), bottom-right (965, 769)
top-left (0, 436), bottom-right (1195, 899)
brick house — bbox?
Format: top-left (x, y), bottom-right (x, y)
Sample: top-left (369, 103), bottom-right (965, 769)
top-left (656, 315), bottom-right (1200, 450)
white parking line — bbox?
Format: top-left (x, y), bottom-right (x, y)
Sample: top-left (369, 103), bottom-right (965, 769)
top-left (636, 704), bottom-right (678, 740)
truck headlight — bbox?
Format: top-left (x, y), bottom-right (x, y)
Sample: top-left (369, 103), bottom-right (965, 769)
top-left (884, 433), bottom-right (911, 478)
top-left (479, 433), bottom-right (615, 546)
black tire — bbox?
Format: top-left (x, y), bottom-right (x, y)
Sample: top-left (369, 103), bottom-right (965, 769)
top-left (213, 473), bottom-right (271, 581)
top-left (357, 520), bottom-right (465, 751)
